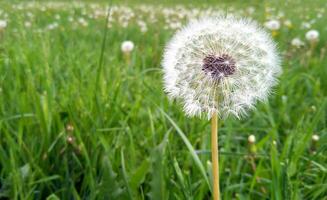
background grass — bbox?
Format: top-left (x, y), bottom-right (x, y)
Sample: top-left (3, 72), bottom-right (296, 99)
top-left (0, 0), bottom-right (326, 199)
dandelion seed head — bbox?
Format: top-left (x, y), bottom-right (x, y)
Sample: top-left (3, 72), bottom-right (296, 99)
top-left (312, 134), bottom-right (320, 142)
top-left (291, 37), bottom-right (304, 48)
top-left (248, 135), bottom-right (256, 143)
top-left (264, 19), bottom-right (280, 31)
top-left (305, 29), bottom-right (319, 42)
top-left (0, 20), bottom-right (7, 29)
top-left (162, 16), bottom-right (281, 119)
top-left (121, 40), bottom-right (134, 53)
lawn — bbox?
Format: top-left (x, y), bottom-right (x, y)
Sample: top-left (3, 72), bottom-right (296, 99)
top-left (0, 0), bottom-right (326, 199)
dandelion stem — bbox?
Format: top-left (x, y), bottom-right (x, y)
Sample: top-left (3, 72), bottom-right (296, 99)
top-left (124, 52), bottom-right (131, 66)
top-left (211, 113), bottom-right (220, 200)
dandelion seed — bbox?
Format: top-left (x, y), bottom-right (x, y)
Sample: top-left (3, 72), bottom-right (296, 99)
top-left (162, 16), bottom-right (281, 119)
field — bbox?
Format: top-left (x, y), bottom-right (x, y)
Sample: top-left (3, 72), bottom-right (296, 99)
top-left (0, 0), bottom-right (326, 199)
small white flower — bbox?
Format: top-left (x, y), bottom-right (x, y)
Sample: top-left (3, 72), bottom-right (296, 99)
top-left (68, 16), bottom-right (74, 22)
top-left (248, 135), bottom-right (256, 143)
top-left (162, 16), bottom-right (281, 118)
top-left (121, 41), bottom-right (134, 53)
top-left (78, 18), bottom-right (88, 27)
top-left (264, 20), bottom-right (280, 31)
top-left (301, 22), bottom-right (311, 29)
top-left (312, 134), bottom-right (319, 142)
top-left (284, 20), bottom-right (292, 27)
top-left (55, 14), bottom-right (61, 20)
top-left (47, 22), bottom-right (59, 30)
top-left (291, 38), bottom-right (304, 48)
top-left (246, 7), bottom-right (255, 15)
top-left (24, 21), bottom-right (32, 28)
top-left (305, 30), bottom-right (319, 42)
top-left (0, 20), bottom-right (7, 29)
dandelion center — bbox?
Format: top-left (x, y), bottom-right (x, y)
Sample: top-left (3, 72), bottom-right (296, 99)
top-left (202, 54), bottom-right (236, 81)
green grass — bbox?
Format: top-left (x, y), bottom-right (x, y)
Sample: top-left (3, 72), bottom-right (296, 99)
top-left (0, 1), bottom-right (326, 199)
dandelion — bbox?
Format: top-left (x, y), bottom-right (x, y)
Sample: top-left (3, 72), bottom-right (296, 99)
top-left (163, 16), bottom-right (281, 119)
top-left (0, 20), bottom-right (7, 30)
top-left (291, 37), bottom-right (304, 48)
top-left (284, 19), bottom-right (292, 28)
top-left (67, 136), bottom-right (74, 144)
top-left (305, 29), bottom-right (319, 52)
top-left (24, 21), bottom-right (32, 28)
top-left (264, 19), bottom-right (280, 36)
top-left (305, 29), bottom-right (319, 42)
top-left (312, 134), bottom-right (320, 142)
top-left (121, 40), bottom-right (134, 53)
top-left (162, 16), bottom-right (281, 200)
top-left (248, 135), bottom-right (256, 143)
top-left (47, 22), bottom-right (59, 30)
top-left (311, 134), bottom-right (320, 154)
top-left (78, 17), bottom-right (88, 27)
top-left (248, 135), bottom-right (257, 154)
top-left (121, 40), bottom-right (134, 65)
top-left (66, 123), bottom-right (74, 132)
top-left (301, 22), bottom-right (311, 29)
top-left (68, 16), bottom-right (74, 22)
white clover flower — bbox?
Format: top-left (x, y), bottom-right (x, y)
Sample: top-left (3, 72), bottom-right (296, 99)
top-left (0, 20), bottom-right (7, 29)
top-left (248, 135), bottom-right (256, 143)
top-left (291, 38), bottom-right (304, 48)
top-left (264, 20), bottom-right (280, 31)
top-left (121, 41), bottom-right (134, 53)
top-left (162, 16), bottom-right (281, 118)
top-left (305, 29), bottom-right (319, 42)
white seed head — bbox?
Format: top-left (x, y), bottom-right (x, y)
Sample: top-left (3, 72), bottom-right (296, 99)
top-left (291, 37), bottom-right (304, 48)
top-left (305, 30), bottom-right (319, 42)
top-left (162, 16), bottom-right (281, 118)
top-left (264, 20), bottom-right (280, 31)
top-left (312, 134), bottom-right (319, 142)
top-left (0, 20), bottom-right (7, 29)
top-left (121, 40), bottom-right (134, 53)
top-left (248, 135), bottom-right (256, 143)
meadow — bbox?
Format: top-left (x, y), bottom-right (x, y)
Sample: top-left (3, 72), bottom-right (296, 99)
top-left (0, 0), bottom-right (326, 199)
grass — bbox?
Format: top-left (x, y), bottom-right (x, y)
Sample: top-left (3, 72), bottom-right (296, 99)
top-left (0, 0), bottom-right (326, 199)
